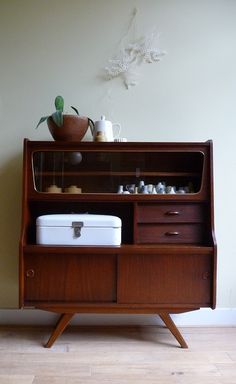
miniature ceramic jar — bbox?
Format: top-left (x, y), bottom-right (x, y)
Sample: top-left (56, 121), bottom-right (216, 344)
top-left (46, 184), bottom-right (62, 193)
top-left (65, 185), bottom-right (82, 193)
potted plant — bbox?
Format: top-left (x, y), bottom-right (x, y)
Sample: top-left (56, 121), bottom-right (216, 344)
top-left (36, 95), bottom-right (94, 141)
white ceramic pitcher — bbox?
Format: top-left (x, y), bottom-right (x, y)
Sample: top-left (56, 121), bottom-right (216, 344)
top-left (93, 115), bottom-right (121, 142)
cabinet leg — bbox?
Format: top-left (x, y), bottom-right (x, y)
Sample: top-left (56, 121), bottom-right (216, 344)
top-left (44, 313), bottom-right (75, 348)
top-left (159, 313), bottom-right (188, 349)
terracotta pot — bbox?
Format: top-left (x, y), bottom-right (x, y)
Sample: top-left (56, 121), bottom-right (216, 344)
top-left (47, 115), bottom-right (89, 141)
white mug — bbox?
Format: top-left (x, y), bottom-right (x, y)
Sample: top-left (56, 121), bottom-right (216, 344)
top-left (93, 115), bottom-right (121, 142)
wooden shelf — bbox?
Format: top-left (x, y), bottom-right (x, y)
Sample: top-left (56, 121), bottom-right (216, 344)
top-left (34, 171), bottom-right (201, 177)
top-left (23, 244), bottom-right (214, 255)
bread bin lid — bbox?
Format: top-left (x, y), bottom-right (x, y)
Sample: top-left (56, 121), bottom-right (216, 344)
top-left (36, 214), bottom-right (121, 228)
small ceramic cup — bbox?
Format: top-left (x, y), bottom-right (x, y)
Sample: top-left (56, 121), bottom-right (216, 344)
top-left (166, 186), bottom-right (176, 194)
top-left (147, 184), bottom-right (153, 193)
top-left (141, 185), bottom-right (148, 194)
top-left (126, 184), bottom-right (135, 193)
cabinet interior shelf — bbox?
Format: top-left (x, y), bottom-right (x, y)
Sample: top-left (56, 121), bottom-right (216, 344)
top-left (34, 171), bottom-right (201, 177)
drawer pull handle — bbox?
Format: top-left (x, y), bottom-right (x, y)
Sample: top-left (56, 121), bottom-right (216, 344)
top-left (26, 269), bottom-right (35, 278)
top-left (165, 231), bottom-right (179, 236)
top-left (166, 211), bottom-right (180, 216)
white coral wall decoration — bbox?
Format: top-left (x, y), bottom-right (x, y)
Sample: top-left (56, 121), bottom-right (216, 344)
top-left (104, 9), bottom-right (166, 89)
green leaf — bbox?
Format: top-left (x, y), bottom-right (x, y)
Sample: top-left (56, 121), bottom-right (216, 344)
top-left (55, 95), bottom-right (64, 112)
top-left (52, 111), bottom-right (63, 127)
top-left (71, 106), bottom-right (79, 115)
top-left (36, 116), bottom-right (49, 128)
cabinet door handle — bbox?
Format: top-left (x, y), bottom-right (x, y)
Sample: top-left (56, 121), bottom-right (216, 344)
top-left (166, 211), bottom-right (180, 216)
top-left (26, 269), bottom-right (35, 278)
top-left (202, 271), bottom-right (210, 280)
top-left (165, 231), bottom-right (179, 236)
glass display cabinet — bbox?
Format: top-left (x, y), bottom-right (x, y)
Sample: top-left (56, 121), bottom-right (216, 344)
top-left (19, 139), bottom-right (217, 348)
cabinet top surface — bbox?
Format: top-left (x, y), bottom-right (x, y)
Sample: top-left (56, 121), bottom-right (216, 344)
top-left (24, 139), bottom-right (212, 149)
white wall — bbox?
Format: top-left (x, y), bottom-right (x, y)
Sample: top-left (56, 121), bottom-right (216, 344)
top-left (0, 0), bottom-right (235, 308)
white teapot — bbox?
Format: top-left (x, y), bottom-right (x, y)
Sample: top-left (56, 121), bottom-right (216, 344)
top-left (93, 115), bottom-right (121, 142)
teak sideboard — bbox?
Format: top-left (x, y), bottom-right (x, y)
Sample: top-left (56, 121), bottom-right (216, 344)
top-left (19, 139), bottom-right (217, 348)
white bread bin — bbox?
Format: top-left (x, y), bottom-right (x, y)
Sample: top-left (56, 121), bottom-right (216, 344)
top-left (36, 214), bottom-right (121, 245)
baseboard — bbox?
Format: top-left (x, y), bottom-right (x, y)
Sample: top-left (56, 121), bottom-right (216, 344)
top-left (0, 308), bottom-right (235, 326)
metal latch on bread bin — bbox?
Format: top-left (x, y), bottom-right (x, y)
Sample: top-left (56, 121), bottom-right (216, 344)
top-left (72, 221), bottom-right (84, 238)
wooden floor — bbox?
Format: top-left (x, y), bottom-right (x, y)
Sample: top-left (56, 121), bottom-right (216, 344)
top-left (0, 325), bottom-right (236, 383)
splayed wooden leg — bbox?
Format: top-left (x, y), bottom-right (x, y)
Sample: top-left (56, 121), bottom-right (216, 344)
top-left (159, 312), bottom-right (188, 349)
top-left (45, 313), bottom-right (74, 348)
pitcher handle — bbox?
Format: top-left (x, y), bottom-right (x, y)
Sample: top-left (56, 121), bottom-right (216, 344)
top-left (88, 118), bottom-right (95, 136)
top-left (112, 123), bottom-right (121, 139)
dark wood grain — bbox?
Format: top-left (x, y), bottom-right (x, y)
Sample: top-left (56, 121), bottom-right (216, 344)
top-left (118, 253), bottom-right (212, 305)
top-left (136, 223), bottom-right (204, 244)
top-left (24, 253), bottom-right (117, 302)
top-left (136, 203), bottom-right (205, 223)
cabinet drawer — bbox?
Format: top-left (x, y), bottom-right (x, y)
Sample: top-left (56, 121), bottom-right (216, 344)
top-left (137, 223), bottom-right (203, 244)
top-left (137, 204), bottom-right (204, 223)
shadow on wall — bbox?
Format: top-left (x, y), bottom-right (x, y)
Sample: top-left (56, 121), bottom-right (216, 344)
top-left (0, 152), bottom-right (22, 307)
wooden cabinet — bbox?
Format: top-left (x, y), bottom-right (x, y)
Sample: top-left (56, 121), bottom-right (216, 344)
top-left (19, 140), bottom-right (217, 348)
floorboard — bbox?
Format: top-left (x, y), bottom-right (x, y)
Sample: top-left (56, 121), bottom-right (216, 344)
top-left (0, 326), bottom-right (235, 383)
